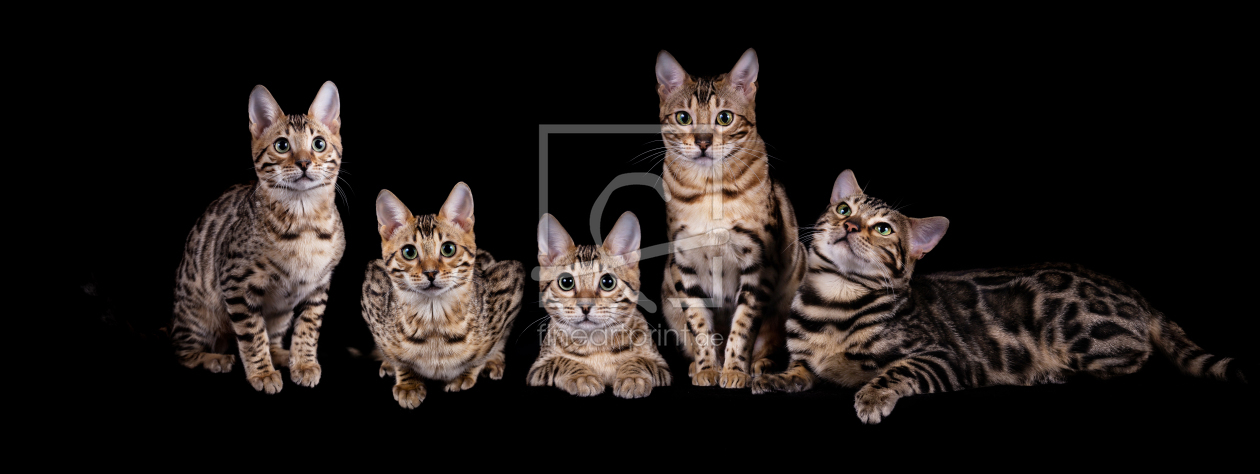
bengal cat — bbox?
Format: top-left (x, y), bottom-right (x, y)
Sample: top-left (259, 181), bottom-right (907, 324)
top-left (751, 169), bottom-right (1250, 423)
top-left (171, 81), bottom-right (345, 393)
top-left (528, 212), bottom-right (672, 398)
top-left (361, 184), bottom-right (525, 409)
top-left (655, 48), bottom-right (807, 389)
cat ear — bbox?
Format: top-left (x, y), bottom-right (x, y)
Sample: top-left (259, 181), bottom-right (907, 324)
top-left (248, 85), bottom-right (284, 139)
top-left (537, 213), bottom-right (576, 267)
top-left (602, 211), bottom-right (641, 266)
top-left (308, 81), bottom-right (341, 135)
top-left (831, 169), bottom-right (862, 204)
top-left (376, 189), bottom-right (413, 240)
top-left (438, 182), bottom-right (475, 232)
top-left (656, 50), bottom-right (689, 98)
top-left (908, 217), bottom-right (949, 259)
top-left (728, 48), bottom-right (758, 100)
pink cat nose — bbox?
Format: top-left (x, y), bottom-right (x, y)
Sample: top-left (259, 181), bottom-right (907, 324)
top-left (844, 221), bottom-right (860, 233)
top-left (423, 271), bottom-right (437, 281)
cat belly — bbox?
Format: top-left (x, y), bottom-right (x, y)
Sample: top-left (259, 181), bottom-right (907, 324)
top-left (392, 341), bottom-right (481, 382)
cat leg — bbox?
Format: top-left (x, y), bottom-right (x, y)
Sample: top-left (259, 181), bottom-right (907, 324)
top-left (664, 258), bottom-right (722, 386)
top-left (171, 302), bottom-right (236, 373)
top-left (719, 244), bottom-right (777, 388)
top-left (528, 355), bottom-right (604, 397)
top-left (480, 259), bottom-right (525, 381)
top-left (222, 267), bottom-right (281, 394)
top-left (751, 360), bottom-right (816, 394)
top-left (379, 359), bottom-right (396, 378)
top-left (613, 356), bottom-right (660, 399)
top-left (288, 283), bottom-right (329, 388)
top-left (854, 351), bottom-right (963, 424)
top-left (391, 361), bottom-right (426, 409)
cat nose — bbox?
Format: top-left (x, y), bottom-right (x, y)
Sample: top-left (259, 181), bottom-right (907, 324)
top-left (422, 271), bottom-right (437, 281)
top-left (578, 303), bottom-right (592, 315)
top-left (296, 159), bottom-right (311, 171)
top-left (844, 221), bottom-right (860, 233)
top-left (694, 133), bottom-right (712, 151)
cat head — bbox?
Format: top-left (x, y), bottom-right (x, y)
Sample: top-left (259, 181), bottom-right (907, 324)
top-left (248, 81), bottom-right (342, 197)
top-left (375, 183), bottom-right (477, 298)
top-left (536, 212), bottom-right (641, 331)
top-left (811, 170), bottom-right (949, 282)
top-left (655, 49), bottom-right (760, 167)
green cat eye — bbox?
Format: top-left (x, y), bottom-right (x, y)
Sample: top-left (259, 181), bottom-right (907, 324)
top-left (312, 137), bottom-right (326, 152)
top-left (675, 111), bottom-right (692, 126)
top-left (401, 245), bottom-right (418, 260)
top-left (599, 274), bottom-right (617, 291)
top-left (274, 138), bottom-right (290, 153)
top-left (557, 273), bottom-right (575, 291)
top-left (440, 241), bottom-right (456, 257)
top-left (835, 203), bottom-right (852, 217)
top-left (716, 110), bottom-right (733, 126)
top-left (875, 223), bottom-right (893, 236)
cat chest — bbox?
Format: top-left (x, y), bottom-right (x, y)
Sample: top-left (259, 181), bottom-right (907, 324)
top-left (393, 337), bottom-right (478, 381)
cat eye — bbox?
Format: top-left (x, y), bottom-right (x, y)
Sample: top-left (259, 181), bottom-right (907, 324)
top-left (401, 245), bottom-right (418, 260)
top-left (835, 203), bottom-right (852, 217)
top-left (599, 274), bottom-right (617, 291)
top-left (675, 111), bottom-right (692, 126)
top-left (274, 138), bottom-right (290, 153)
top-left (312, 137), bottom-right (326, 152)
top-left (716, 110), bottom-right (733, 126)
top-left (557, 273), bottom-right (575, 291)
top-left (440, 241), bottom-right (456, 258)
top-left (874, 223), bottom-right (894, 236)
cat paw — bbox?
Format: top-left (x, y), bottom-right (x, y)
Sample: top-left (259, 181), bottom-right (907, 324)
top-left (290, 361), bottom-right (321, 387)
top-left (854, 386), bottom-right (899, 425)
top-left (751, 357), bottom-right (774, 376)
top-left (719, 369), bottom-right (750, 389)
top-left (750, 372), bottom-right (812, 395)
top-left (199, 354), bottom-right (236, 373)
top-left (688, 361), bottom-right (697, 377)
top-left (269, 347), bottom-right (291, 368)
top-left (613, 375), bottom-right (653, 399)
top-left (393, 382), bottom-right (426, 409)
top-left (248, 369), bottom-right (283, 394)
top-left (559, 374), bottom-right (606, 397)
top-left (483, 356), bottom-right (505, 380)
top-left (445, 372), bottom-right (479, 392)
top-left (379, 360), bottom-right (395, 378)
top-left (691, 368), bottom-right (719, 387)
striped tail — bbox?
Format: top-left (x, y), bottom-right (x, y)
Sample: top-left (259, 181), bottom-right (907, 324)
top-left (1151, 317), bottom-right (1248, 383)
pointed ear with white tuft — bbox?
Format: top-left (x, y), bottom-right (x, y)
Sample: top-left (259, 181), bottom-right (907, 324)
top-left (656, 50), bottom-right (689, 99)
top-left (728, 48), bottom-right (759, 100)
top-left (537, 213), bottom-right (576, 267)
top-left (438, 182), bottom-right (475, 232)
top-left (602, 211), bottom-right (642, 268)
top-left (831, 169), bottom-right (862, 204)
top-left (308, 81), bottom-right (341, 135)
top-left (376, 189), bottom-right (413, 241)
top-left (248, 85), bottom-right (284, 139)
top-left (908, 217), bottom-right (949, 260)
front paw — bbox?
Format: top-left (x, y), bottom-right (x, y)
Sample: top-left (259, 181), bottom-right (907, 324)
top-left (445, 372), bottom-right (479, 392)
top-left (854, 386), bottom-right (899, 425)
top-left (613, 375), bottom-right (653, 399)
top-left (751, 357), bottom-right (774, 376)
top-left (559, 374), bottom-right (606, 397)
top-left (750, 371), bottom-right (812, 395)
top-left (247, 369), bottom-right (283, 394)
top-left (393, 382), bottom-right (426, 409)
top-left (200, 354), bottom-right (236, 373)
top-left (692, 368), bottom-right (719, 387)
top-left (719, 368), bottom-right (750, 389)
top-left (290, 361), bottom-right (321, 387)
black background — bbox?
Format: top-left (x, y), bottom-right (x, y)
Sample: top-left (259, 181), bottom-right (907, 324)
top-left (64, 28), bottom-right (1255, 457)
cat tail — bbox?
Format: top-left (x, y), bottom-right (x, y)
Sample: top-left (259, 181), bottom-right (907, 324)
top-left (1150, 316), bottom-right (1249, 383)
